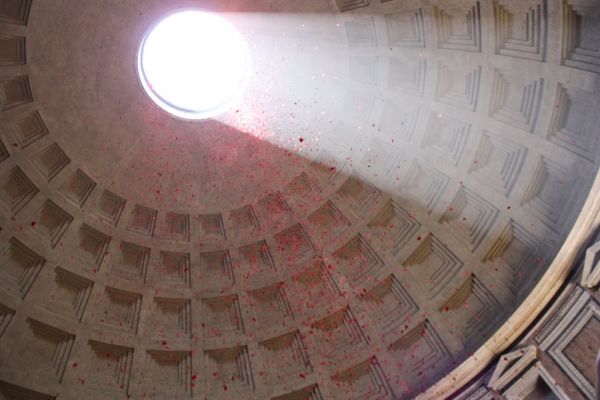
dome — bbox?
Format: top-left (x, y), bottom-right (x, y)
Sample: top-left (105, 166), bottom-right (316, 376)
top-left (0, 0), bottom-right (599, 399)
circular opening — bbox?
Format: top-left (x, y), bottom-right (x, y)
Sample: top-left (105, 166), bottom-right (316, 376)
top-left (137, 10), bottom-right (250, 120)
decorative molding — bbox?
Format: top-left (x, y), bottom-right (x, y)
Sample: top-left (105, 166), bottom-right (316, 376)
top-left (0, 303), bottom-right (14, 337)
top-left (286, 172), bottom-right (319, 199)
top-left (86, 340), bottom-right (134, 394)
top-left (0, 237), bottom-right (45, 299)
top-left (291, 259), bottom-right (341, 312)
top-left (152, 297), bottom-right (192, 337)
top-left (30, 200), bottom-right (73, 248)
top-left (360, 273), bottom-right (419, 334)
top-left (48, 266), bottom-right (93, 321)
top-left (308, 200), bottom-right (350, 242)
top-left (0, 166), bottom-right (38, 216)
top-left (433, 2), bottom-right (481, 52)
top-left (403, 233), bottom-right (463, 298)
top-left (489, 69), bottom-right (544, 133)
top-left (502, 362), bottom-right (570, 400)
top-left (331, 357), bottom-right (394, 400)
top-left (387, 320), bottom-right (450, 389)
top-left (439, 274), bottom-right (504, 346)
top-left (582, 240), bottom-right (600, 288)
top-left (336, 174), bottom-right (381, 214)
top-left (311, 306), bottom-right (369, 362)
top-left (388, 58), bottom-right (426, 97)
top-left (94, 190), bottom-right (126, 226)
top-left (59, 169), bottom-right (95, 208)
top-left (238, 240), bottom-right (276, 280)
top-left (379, 102), bottom-right (420, 142)
top-left (493, 0), bottom-right (547, 61)
top-left (469, 131), bottom-right (527, 196)
top-left (521, 156), bottom-right (584, 234)
top-left (440, 186), bottom-right (499, 251)
top-left (230, 205), bottom-right (260, 236)
top-left (111, 241), bottom-right (150, 282)
top-left (157, 251), bottom-right (191, 288)
top-left (548, 83), bottom-right (600, 162)
top-left (72, 224), bottom-right (110, 270)
top-left (197, 212), bottom-right (226, 240)
top-left (561, 0), bottom-right (600, 74)
top-left (0, 36), bottom-right (26, 66)
top-left (127, 204), bottom-right (157, 237)
top-left (360, 138), bottom-right (403, 180)
top-left (256, 191), bottom-right (291, 224)
top-left (248, 282), bottom-right (295, 327)
top-left (435, 63), bottom-right (481, 111)
top-left (99, 286), bottom-right (142, 334)
top-left (336, 0), bottom-right (368, 12)
top-left (368, 199), bottom-right (421, 254)
top-left (345, 17), bottom-right (377, 47)
top-left (349, 55), bottom-right (379, 86)
top-left (202, 294), bottom-right (244, 336)
top-left (0, 74), bottom-right (32, 110)
top-left (400, 159), bottom-right (449, 214)
top-left (0, 0), bottom-right (33, 25)
top-left (543, 290), bottom-right (600, 399)
top-left (483, 220), bottom-right (548, 301)
top-left (21, 318), bottom-right (75, 382)
top-left (385, 9), bottom-right (425, 48)
top-left (259, 330), bottom-right (312, 385)
top-left (332, 233), bottom-right (383, 283)
top-left (200, 250), bottom-right (234, 287)
top-left (146, 350), bottom-right (193, 397)
top-left (421, 113), bottom-right (471, 165)
top-left (274, 223), bottom-right (315, 266)
top-left (489, 345), bottom-right (537, 391)
top-left (204, 345), bottom-right (254, 393)
top-left (9, 110), bottom-right (48, 148)
top-left (164, 212), bottom-right (190, 241)
top-left (31, 143), bottom-right (70, 182)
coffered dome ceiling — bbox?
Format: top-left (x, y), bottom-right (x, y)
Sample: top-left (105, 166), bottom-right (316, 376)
top-left (0, 0), bottom-right (598, 399)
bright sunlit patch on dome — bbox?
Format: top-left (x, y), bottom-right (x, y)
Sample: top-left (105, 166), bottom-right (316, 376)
top-left (138, 11), bottom-right (250, 120)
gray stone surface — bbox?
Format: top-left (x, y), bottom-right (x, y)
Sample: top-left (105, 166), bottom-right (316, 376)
top-left (0, 0), bottom-right (598, 399)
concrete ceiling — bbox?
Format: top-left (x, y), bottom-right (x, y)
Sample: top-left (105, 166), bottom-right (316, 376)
top-left (0, 0), bottom-right (599, 399)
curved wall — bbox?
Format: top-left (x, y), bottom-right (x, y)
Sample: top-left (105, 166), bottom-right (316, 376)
top-left (0, 0), bottom-right (598, 399)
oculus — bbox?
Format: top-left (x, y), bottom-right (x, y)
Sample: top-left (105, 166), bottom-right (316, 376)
top-left (138, 10), bottom-right (250, 120)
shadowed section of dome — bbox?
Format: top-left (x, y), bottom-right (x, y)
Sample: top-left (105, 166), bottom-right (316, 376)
top-left (0, 0), bottom-right (599, 399)
top-left (105, 120), bottom-right (310, 210)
